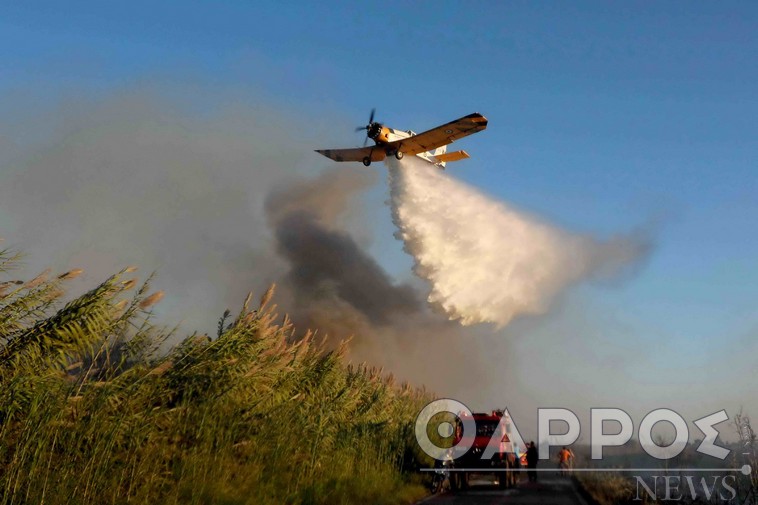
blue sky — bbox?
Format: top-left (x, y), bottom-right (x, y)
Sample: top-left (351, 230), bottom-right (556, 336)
top-left (1, 2), bottom-right (757, 427)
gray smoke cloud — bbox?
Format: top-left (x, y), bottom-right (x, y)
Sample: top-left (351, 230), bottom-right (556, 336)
top-left (262, 167), bottom-right (494, 393)
top-left (0, 87), bottom-right (489, 395)
top-left (0, 88), bottom-right (312, 331)
top-left (0, 86), bottom-right (660, 415)
top-left (266, 168), bottom-right (421, 328)
top-left (5, 86), bottom-right (751, 444)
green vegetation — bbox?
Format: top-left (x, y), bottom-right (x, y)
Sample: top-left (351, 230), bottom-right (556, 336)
top-left (0, 248), bottom-right (431, 504)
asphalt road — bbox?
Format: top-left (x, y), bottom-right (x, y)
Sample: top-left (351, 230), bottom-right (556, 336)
top-left (417, 474), bottom-right (590, 505)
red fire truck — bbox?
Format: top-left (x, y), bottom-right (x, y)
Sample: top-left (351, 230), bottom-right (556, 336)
top-left (449, 409), bottom-right (521, 490)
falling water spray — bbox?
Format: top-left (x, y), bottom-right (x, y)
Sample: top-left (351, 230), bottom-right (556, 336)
top-left (387, 156), bottom-right (648, 327)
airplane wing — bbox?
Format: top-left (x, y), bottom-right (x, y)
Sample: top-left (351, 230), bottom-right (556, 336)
top-left (387, 112), bottom-right (488, 156)
top-left (315, 146), bottom-right (387, 163)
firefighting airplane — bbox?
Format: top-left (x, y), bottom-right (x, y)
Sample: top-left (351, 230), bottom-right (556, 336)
top-left (315, 109), bottom-right (488, 169)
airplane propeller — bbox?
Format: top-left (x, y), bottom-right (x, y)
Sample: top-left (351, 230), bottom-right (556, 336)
top-left (355, 108), bottom-right (377, 147)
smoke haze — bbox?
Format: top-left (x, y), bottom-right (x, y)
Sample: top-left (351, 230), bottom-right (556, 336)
top-left (0, 88), bottom-right (492, 395)
top-left (12, 87), bottom-right (749, 439)
top-left (0, 89), bottom-right (311, 332)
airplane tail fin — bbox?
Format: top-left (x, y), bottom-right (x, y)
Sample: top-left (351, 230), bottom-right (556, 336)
top-left (433, 145), bottom-right (448, 168)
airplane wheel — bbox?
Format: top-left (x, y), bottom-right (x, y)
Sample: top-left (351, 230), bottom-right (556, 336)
top-left (362, 157), bottom-right (371, 166)
top-left (395, 151), bottom-right (404, 160)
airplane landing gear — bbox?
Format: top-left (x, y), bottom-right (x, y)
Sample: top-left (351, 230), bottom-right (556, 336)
top-left (362, 157), bottom-right (371, 166)
top-left (395, 150), bottom-right (404, 160)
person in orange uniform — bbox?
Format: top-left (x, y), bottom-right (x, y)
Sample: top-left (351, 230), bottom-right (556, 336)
top-left (558, 446), bottom-right (574, 476)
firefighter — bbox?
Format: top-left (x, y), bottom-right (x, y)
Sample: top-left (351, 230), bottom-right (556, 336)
top-left (525, 441), bottom-right (539, 482)
top-left (558, 446), bottom-right (574, 476)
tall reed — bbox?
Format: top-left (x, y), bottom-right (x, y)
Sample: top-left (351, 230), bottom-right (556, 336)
top-left (0, 248), bottom-right (431, 505)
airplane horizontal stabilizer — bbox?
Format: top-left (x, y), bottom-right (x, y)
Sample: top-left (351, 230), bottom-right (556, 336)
top-left (435, 150), bottom-right (470, 163)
